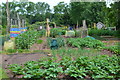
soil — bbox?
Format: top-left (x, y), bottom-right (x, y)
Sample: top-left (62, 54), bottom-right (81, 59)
top-left (30, 37), bottom-right (49, 51)
top-left (100, 49), bottom-right (114, 56)
top-left (1, 53), bottom-right (48, 78)
top-left (102, 40), bottom-right (120, 46)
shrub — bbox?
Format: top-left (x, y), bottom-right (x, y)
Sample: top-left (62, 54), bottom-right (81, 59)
top-left (27, 24), bottom-right (39, 30)
top-left (15, 30), bottom-right (42, 49)
top-left (1, 28), bottom-right (7, 35)
top-left (88, 29), bottom-right (116, 36)
top-left (38, 29), bottom-right (46, 37)
top-left (66, 37), bottom-right (104, 48)
top-left (50, 28), bottom-right (66, 38)
top-left (56, 37), bottom-right (65, 47)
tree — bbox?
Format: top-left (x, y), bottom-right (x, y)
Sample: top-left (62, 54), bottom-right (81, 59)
top-left (0, 4), bottom-right (2, 25)
top-left (53, 2), bottom-right (71, 26)
top-left (111, 1), bottom-right (120, 30)
top-left (70, 2), bottom-right (106, 27)
top-left (6, 0), bottom-right (10, 33)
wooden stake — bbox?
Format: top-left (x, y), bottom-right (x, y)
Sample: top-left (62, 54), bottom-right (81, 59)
top-left (54, 23), bottom-right (56, 28)
top-left (46, 18), bottom-right (50, 37)
top-left (76, 20), bottom-right (78, 29)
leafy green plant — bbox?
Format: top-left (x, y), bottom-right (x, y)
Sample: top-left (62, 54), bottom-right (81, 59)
top-left (56, 37), bottom-right (65, 47)
top-left (7, 49), bottom-right (17, 53)
top-left (38, 29), bottom-right (46, 37)
top-left (17, 49), bottom-right (24, 53)
top-left (50, 28), bottom-right (66, 38)
top-left (0, 68), bottom-right (8, 79)
top-left (66, 37), bottom-right (104, 49)
top-left (102, 45), bottom-right (120, 55)
top-left (1, 28), bottom-right (7, 35)
top-left (15, 30), bottom-right (44, 49)
top-left (9, 59), bottom-right (63, 79)
top-left (9, 55), bottom-right (120, 79)
top-left (88, 29), bottom-right (116, 36)
top-left (36, 39), bottom-right (43, 44)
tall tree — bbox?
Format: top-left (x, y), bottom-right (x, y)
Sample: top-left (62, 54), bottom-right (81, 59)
top-left (70, 2), bottom-right (106, 27)
top-left (6, 0), bottom-right (10, 33)
top-left (53, 2), bottom-right (71, 26)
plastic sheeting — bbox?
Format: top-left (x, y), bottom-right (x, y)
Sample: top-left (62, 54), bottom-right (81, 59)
top-left (65, 31), bottom-right (75, 37)
top-left (3, 40), bottom-right (15, 50)
top-left (10, 27), bottom-right (27, 38)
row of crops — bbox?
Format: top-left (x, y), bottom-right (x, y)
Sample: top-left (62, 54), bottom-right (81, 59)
top-left (14, 29), bottom-right (120, 55)
top-left (9, 55), bottom-right (120, 79)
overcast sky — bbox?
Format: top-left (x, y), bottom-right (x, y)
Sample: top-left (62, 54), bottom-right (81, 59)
top-left (1, 0), bottom-right (114, 9)
top-left (0, 0), bottom-right (70, 9)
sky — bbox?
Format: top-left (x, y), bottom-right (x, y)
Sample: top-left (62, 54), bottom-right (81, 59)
top-left (0, 0), bottom-right (114, 9)
top-left (0, 0), bottom-right (70, 9)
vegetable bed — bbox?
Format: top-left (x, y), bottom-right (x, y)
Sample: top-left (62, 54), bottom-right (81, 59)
top-left (9, 55), bottom-right (120, 79)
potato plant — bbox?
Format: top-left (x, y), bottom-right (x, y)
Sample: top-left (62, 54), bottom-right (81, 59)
top-left (9, 55), bottom-right (120, 79)
top-left (101, 45), bottom-right (120, 55)
top-left (66, 37), bottom-right (104, 49)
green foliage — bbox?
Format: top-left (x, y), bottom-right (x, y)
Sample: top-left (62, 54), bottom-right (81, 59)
top-left (50, 28), bottom-right (66, 38)
top-left (9, 55), bottom-right (120, 79)
top-left (11, 25), bottom-right (19, 28)
top-left (1, 49), bottom-right (31, 54)
top-left (7, 49), bottom-right (17, 53)
top-left (88, 29), bottom-right (116, 36)
top-left (70, 2), bottom-right (106, 25)
top-left (47, 37), bottom-right (52, 48)
top-left (27, 24), bottom-right (38, 30)
top-left (0, 68), bottom-right (8, 79)
top-left (9, 59), bottom-right (63, 79)
top-left (36, 39), bottom-right (43, 44)
top-left (38, 29), bottom-right (46, 37)
top-left (17, 49), bottom-right (24, 53)
top-left (52, 48), bottom-right (100, 59)
top-left (15, 30), bottom-right (42, 49)
top-left (102, 45), bottom-right (120, 55)
top-left (56, 37), bottom-right (65, 47)
top-left (65, 55), bottom-right (120, 78)
top-left (1, 28), bottom-right (7, 35)
top-left (1, 1), bottom-right (119, 29)
top-left (66, 37), bottom-right (104, 49)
